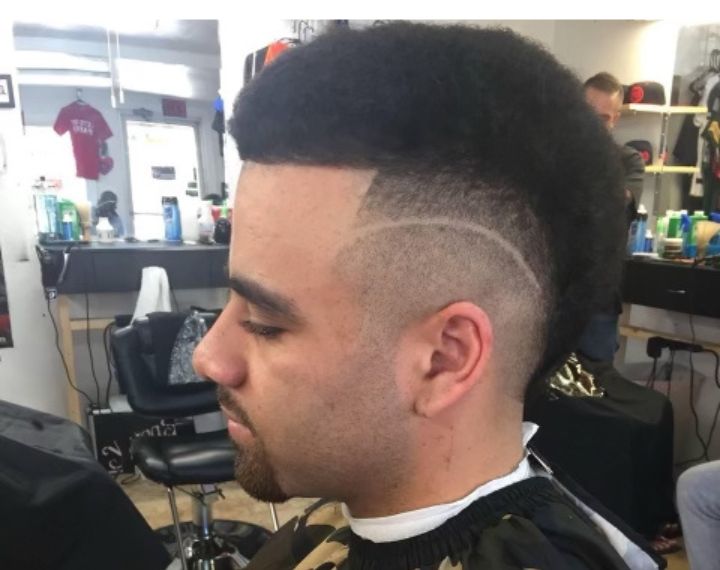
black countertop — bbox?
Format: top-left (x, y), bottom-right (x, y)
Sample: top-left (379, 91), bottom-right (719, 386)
top-left (44, 241), bottom-right (230, 294)
top-left (44, 241), bottom-right (720, 319)
top-left (44, 241), bottom-right (229, 253)
top-left (622, 257), bottom-right (720, 319)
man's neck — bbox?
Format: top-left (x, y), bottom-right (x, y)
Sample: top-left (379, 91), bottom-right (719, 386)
top-left (344, 417), bottom-right (524, 518)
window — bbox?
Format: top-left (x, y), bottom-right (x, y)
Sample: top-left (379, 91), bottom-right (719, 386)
top-left (126, 121), bottom-right (202, 240)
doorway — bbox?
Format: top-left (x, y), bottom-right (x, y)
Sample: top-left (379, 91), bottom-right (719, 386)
top-left (126, 121), bottom-right (202, 240)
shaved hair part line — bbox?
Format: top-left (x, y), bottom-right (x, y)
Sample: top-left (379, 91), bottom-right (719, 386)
top-left (350, 217), bottom-right (542, 292)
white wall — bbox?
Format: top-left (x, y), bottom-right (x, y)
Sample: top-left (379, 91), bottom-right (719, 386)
top-left (218, 19), bottom-right (295, 198)
top-left (0, 20), bottom-right (68, 417)
top-left (18, 85), bottom-right (225, 232)
top-left (0, 24), bottom-right (227, 421)
top-left (554, 20), bottom-right (678, 94)
top-left (466, 20), bottom-right (557, 49)
top-left (554, 20), bottom-right (682, 215)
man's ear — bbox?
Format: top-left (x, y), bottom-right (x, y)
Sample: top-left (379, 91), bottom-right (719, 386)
top-left (412, 301), bottom-right (493, 418)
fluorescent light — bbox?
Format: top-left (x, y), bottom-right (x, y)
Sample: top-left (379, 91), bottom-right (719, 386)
top-left (15, 50), bottom-right (109, 73)
top-left (14, 19), bottom-right (178, 37)
top-left (116, 59), bottom-right (195, 98)
top-left (16, 71), bottom-right (111, 88)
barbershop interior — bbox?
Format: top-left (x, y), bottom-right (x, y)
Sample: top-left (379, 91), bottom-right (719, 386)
top-left (2, 17), bottom-right (720, 570)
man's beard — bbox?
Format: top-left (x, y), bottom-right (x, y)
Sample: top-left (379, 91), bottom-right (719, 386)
top-left (217, 386), bottom-right (289, 503)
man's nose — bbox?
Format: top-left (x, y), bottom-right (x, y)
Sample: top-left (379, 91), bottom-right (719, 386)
top-left (193, 315), bottom-right (247, 388)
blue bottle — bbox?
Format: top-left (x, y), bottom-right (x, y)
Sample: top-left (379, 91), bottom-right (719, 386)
top-left (643, 230), bottom-right (653, 253)
top-left (162, 197), bottom-right (182, 242)
top-left (61, 212), bottom-right (74, 240)
top-left (627, 218), bottom-right (639, 255)
top-left (680, 213), bottom-right (691, 257)
top-left (634, 204), bottom-right (648, 253)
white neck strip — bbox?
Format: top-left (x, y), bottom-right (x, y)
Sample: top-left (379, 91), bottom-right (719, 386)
top-left (343, 422), bottom-right (539, 543)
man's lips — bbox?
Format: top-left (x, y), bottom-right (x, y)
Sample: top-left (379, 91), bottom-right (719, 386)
top-left (220, 405), bottom-right (246, 426)
top-left (220, 405), bottom-right (254, 442)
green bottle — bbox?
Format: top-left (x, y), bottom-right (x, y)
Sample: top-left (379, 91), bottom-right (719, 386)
top-left (57, 199), bottom-right (80, 241)
top-left (655, 213), bottom-right (667, 255)
top-left (666, 210), bottom-right (681, 239)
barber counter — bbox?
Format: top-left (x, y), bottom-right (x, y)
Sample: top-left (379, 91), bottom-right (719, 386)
top-left (44, 241), bottom-right (229, 294)
top-left (623, 257), bottom-right (720, 320)
top-left (39, 241), bottom-right (230, 424)
top-left (620, 257), bottom-right (720, 353)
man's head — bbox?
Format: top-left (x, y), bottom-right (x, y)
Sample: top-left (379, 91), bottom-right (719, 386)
top-left (584, 72), bottom-right (624, 130)
top-left (96, 190), bottom-right (118, 217)
top-left (193, 23), bottom-right (625, 508)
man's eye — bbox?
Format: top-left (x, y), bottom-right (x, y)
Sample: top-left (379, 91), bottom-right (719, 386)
top-left (241, 321), bottom-right (284, 339)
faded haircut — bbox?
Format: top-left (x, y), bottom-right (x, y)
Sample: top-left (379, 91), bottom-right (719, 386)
top-left (584, 71), bottom-right (624, 98)
top-left (228, 22), bottom-right (626, 397)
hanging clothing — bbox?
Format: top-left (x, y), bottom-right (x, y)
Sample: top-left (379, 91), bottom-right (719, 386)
top-left (701, 79), bottom-right (720, 212)
top-left (690, 74), bottom-right (720, 198)
top-left (53, 101), bottom-right (113, 180)
top-left (244, 46), bottom-right (270, 85)
top-left (674, 93), bottom-right (704, 210)
top-left (243, 39), bottom-right (301, 85)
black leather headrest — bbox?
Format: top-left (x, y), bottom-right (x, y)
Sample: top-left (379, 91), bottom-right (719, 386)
top-left (132, 312), bottom-right (218, 354)
top-left (111, 314), bottom-right (221, 417)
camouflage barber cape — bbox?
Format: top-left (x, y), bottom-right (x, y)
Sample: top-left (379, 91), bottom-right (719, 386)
top-left (244, 476), bottom-right (664, 570)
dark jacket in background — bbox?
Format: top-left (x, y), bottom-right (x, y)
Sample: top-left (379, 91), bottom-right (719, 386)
top-left (621, 143), bottom-right (646, 227)
top-left (593, 144), bottom-right (645, 316)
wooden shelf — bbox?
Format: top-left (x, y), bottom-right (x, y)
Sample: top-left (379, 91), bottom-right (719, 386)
top-left (619, 324), bottom-right (720, 354)
top-left (644, 164), bottom-right (700, 175)
top-left (622, 104), bottom-right (708, 115)
top-left (69, 317), bottom-right (115, 332)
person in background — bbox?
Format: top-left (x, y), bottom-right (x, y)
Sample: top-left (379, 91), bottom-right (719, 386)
top-left (677, 461), bottom-right (720, 570)
top-left (576, 72), bottom-right (646, 363)
top-left (193, 23), bottom-right (663, 569)
top-left (581, 72), bottom-right (681, 555)
top-left (92, 190), bottom-right (124, 238)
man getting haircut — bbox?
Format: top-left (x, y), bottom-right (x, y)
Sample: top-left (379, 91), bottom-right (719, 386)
top-left (194, 22), bottom-right (664, 570)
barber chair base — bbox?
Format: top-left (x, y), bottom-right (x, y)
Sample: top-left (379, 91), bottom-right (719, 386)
top-left (158, 520), bottom-right (271, 570)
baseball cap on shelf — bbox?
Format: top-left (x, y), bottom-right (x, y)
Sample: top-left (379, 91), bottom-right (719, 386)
top-left (97, 191), bottom-right (118, 209)
top-left (623, 82), bottom-right (666, 105)
top-left (625, 140), bottom-right (653, 166)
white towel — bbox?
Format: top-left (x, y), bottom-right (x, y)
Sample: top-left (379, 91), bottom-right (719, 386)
top-left (131, 266), bottom-right (172, 322)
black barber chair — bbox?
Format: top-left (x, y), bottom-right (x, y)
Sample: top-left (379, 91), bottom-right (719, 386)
top-left (525, 354), bottom-right (676, 540)
top-left (0, 399), bottom-right (170, 570)
top-left (112, 312), bottom-right (275, 570)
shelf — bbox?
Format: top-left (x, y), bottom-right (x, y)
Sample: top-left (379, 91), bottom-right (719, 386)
top-left (644, 164), bottom-right (700, 175)
top-left (622, 104), bottom-right (708, 115)
top-left (69, 318), bottom-right (115, 332)
top-left (619, 325), bottom-right (720, 354)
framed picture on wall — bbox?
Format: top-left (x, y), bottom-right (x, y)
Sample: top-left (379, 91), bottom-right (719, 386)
top-left (0, 74), bottom-right (16, 109)
top-left (0, 245), bottom-right (13, 348)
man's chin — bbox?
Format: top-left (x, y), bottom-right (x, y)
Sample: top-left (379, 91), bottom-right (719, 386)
top-left (234, 448), bottom-right (290, 504)
top-left (239, 481), bottom-right (291, 504)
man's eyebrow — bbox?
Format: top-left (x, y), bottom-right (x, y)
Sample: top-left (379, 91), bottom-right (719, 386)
top-left (228, 274), bottom-right (303, 325)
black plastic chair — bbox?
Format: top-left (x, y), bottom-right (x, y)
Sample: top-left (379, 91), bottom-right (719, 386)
top-left (112, 312), bottom-right (276, 570)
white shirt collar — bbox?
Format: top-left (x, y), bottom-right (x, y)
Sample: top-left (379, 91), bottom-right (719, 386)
top-left (341, 422), bottom-right (659, 569)
top-left (342, 422), bottom-right (539, 543)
